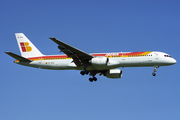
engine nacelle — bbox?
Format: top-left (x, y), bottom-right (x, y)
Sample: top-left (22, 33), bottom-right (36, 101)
top-left (105, 69), bottom-right (122, 78)
top-left (90, 57), bottom-right (109, 67)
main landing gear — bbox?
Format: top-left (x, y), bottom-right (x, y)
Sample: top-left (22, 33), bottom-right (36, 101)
top-left (152, 66), bottom-right (159, 76)
top-left (80, 70), bottom-right (97, 82)
top-left (89, 77), bottom-right (97, 82)
top-left (80, 70), bottom-right (89, 75)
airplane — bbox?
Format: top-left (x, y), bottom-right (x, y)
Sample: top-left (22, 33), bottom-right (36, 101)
top-left (5, 33), bottom-right (176, 82)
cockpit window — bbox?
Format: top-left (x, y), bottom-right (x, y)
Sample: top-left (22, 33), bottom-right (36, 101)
top-left (164, 55), bottom-right (171, 57)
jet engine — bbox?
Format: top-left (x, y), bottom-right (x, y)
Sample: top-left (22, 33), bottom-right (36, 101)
top-left (89, 57), bottom-right (120, 69)
top-left (90, 57), bottom-right (109, 67)
top-left (105, 69), bottom-right (122, 78)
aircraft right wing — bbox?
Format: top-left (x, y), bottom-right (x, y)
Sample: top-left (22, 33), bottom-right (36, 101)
top-left (49, 38), bottom-right (94, 66)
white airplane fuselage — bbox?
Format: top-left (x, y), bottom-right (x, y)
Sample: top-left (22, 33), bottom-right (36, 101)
top-left (16, 51), bottom-right (176, 70)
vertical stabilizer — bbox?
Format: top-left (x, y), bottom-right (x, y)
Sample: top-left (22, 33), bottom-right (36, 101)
top-left (15, 33), bottom-right (44, 58)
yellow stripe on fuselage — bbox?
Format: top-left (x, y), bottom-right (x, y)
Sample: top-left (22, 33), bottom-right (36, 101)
top-left (14, 51), bottom-right (152, 62)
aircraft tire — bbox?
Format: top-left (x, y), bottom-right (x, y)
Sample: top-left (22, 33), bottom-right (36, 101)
top-left (93, 77), bottom-right (97, 81)
top-left (89, 78), bottom-right (93, 82)
top-left (80, 71), bottom-right (85, 75)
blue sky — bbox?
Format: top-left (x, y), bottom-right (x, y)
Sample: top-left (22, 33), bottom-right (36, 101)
top-left (0, 0), bottom-right (180, 120)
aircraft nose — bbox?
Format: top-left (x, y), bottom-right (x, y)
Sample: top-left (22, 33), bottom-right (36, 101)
top-left (171, 58), bottom-right (177, 64)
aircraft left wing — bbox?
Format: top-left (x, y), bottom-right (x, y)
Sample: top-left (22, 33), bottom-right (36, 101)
top-left (49, 38), bottom-right (94, 66)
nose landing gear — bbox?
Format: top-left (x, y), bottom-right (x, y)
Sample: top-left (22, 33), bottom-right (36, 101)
top-left (152, 66), bottom-right (159, 76)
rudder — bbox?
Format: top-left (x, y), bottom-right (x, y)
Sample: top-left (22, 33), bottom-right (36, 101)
top-left (15, 33), bottom-right (44, 58)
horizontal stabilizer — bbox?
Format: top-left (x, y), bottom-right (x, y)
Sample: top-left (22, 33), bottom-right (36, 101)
top-left (5, 52), bottom-right (32, 62)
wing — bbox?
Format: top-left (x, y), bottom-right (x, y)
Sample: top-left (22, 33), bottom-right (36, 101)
top-left (49, 38), bottom-right (94, 66)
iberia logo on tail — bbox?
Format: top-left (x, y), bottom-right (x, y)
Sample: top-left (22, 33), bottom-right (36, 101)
top-left (20, 42), bottom-right (32, 52)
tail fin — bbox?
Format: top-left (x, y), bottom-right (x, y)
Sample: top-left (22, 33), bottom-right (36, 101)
top-left (15, 33), bottom-right (44, 58)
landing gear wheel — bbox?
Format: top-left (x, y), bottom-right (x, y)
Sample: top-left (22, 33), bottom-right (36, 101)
top-left (152, 72), bottom-right (156, 76)
top-left (93, 77), bottom-right (97, 81)
top-left (80, 71), bottom-right (89, 76)
top-left (89, 78), bottom-right (93, 82)
top-left (80, 71), bottom-right (85, 75)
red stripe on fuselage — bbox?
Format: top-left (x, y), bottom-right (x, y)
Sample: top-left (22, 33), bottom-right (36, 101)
top-left (27, 52), bottom-right (151, 61)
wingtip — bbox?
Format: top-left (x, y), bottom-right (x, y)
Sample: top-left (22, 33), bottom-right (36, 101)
top-left (5, 51), bottom-right (10, 54)
top-left (49, 37), bottom-right (55, 39)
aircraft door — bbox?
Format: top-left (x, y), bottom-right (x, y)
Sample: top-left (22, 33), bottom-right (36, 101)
top-left (155, 53), bottom-right (159, 59)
